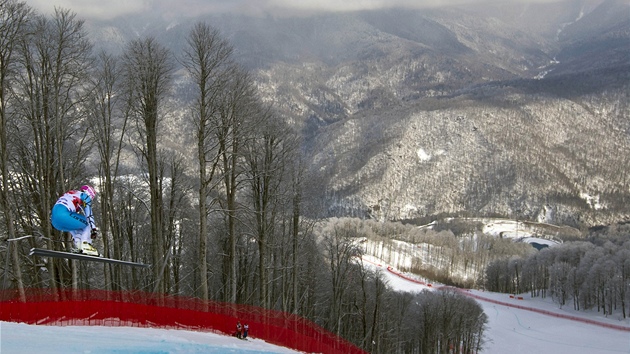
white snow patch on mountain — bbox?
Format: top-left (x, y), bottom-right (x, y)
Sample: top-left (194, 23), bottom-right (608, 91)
top-left (417, 148), bottom-right (431, 162)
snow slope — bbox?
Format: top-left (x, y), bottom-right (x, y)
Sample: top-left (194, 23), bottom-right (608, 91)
top-left (0, 321), bottom-right (299, 354)
top-left (363, 257), bottom-right (630, 354)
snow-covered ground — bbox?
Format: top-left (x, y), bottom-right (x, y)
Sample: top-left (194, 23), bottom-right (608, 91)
top-left (471, 292), bottom-right (630, 354)
top-left (480, 218), bottom-right (561, 247)
top-left (362, 256), bottom-right (630, 354)
top-left (0, 321), bottom-right (299, 354)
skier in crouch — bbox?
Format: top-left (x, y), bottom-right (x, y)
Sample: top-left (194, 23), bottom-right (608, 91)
top-left (50, 185), bottom-right (99, 256)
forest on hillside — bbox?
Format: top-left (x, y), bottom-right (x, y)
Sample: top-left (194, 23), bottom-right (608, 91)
top-left (484, 224), bottom-right (630, 319)
top-left (0, 0), bottom-right (307, 309)
top-left (342, 216), bottom-right (630, 320)
top-left (0, 2), bottom-right (489, 352)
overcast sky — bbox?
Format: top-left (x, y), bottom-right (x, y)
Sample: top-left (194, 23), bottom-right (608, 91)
top-left (25, 0), bottom-right (561, 19)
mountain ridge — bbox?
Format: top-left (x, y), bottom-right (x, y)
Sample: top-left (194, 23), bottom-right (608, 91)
top-left (85, 0), bottom-right (630, 227)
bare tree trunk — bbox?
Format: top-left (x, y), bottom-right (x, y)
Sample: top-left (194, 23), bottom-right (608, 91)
top-left (216, 68), bottom-right (256, 303)
top-left (290, 158), bottom-right (303, 314)
top-left (122, 37), bottom-right (173, 295)
top-left (244, 110), bottom-right (298, 309)
top-left (0, 0), bottom-right (31, 300)
top-left (89, 51), bottom-right (127, 291)
top-left (181, 22), bottom-right (233, 301)
top-left (14, 8), bottom-right (92, 291)
top-left (223, 138), bottom-right (239, 303)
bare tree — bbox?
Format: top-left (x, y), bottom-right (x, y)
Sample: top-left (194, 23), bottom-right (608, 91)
top-left (121, 36), bottom-right (173, 294)
top-left (289, 156), bottom-right (305, 314)
top-left (161, 152), bottom-right (193, 294)
top-left (87, 51), bottom-right (129, 290)
top-left (0, 0), bottom-right (31, 300)
top-left (213, 67), bottom-right (258, 303)
top-left (13, 7), bottom-right (93, 290)
top-left (181, 22), bottom-right (233, 301)
top-left (243, 109), bottom-right (298, 308)
top-left (549, 261), bottom-right (572, 307)
top-left (356, 264), bottom-right (386, 353)
top-left (321, 219), bottom-right (362, 335)
top-left (616, 247), bottom-right (630, 318)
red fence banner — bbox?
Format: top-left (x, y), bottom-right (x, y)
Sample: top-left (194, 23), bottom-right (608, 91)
top-left (0, 289), bottom-right (367, 354)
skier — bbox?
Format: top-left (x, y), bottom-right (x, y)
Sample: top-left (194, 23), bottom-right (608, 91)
top-left (50, 185), bottom-right (99, 256)
top-left (243, 323), bottom-right (249, 339)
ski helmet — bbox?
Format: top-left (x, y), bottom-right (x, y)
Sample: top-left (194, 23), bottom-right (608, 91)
top-left (80, 185), bottom-right (96, 201)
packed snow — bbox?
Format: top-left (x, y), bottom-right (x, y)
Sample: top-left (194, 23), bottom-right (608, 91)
top-left (0, 321), bottom-right (299, 353)
top-left (362, 256), bottom-right (630, 354)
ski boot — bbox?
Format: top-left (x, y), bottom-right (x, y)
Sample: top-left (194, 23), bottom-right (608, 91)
top-left (70, 240), bottom-right (82, 254)
top-left (80, 241), bottom-right (100, 256)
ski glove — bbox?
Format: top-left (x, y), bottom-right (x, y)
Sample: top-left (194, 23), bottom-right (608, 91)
top-left (91, 228), bottom-right (99, 239)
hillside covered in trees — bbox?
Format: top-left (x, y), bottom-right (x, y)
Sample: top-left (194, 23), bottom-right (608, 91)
top-left (0, 2), bottom-right (489, 352)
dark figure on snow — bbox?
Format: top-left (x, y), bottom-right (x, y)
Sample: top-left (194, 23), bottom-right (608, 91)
top-left (236, 321), bottom-right (242, 339)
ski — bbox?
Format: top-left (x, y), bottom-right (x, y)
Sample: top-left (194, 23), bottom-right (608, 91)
top-left (29, 248), bottom-right (150, 268)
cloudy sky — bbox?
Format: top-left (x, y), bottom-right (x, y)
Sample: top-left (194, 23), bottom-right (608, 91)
top-left (25, 0), bottom-right (558, 19)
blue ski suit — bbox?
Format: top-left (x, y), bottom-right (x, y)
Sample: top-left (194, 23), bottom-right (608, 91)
top-left (50, 189), bottom-right (97, 246)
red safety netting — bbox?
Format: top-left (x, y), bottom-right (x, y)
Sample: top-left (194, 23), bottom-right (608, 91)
top-left (0, 288), bottom-right (367, 354)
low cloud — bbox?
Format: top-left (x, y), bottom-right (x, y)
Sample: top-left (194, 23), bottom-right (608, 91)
top-left (26, 0), bottom-right (146, 19)
top-left (27, 0), bottom-right (564, 19)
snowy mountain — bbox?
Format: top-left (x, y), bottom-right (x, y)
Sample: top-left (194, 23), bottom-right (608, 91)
top-left (85, 0), bottom-right (630, 228)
